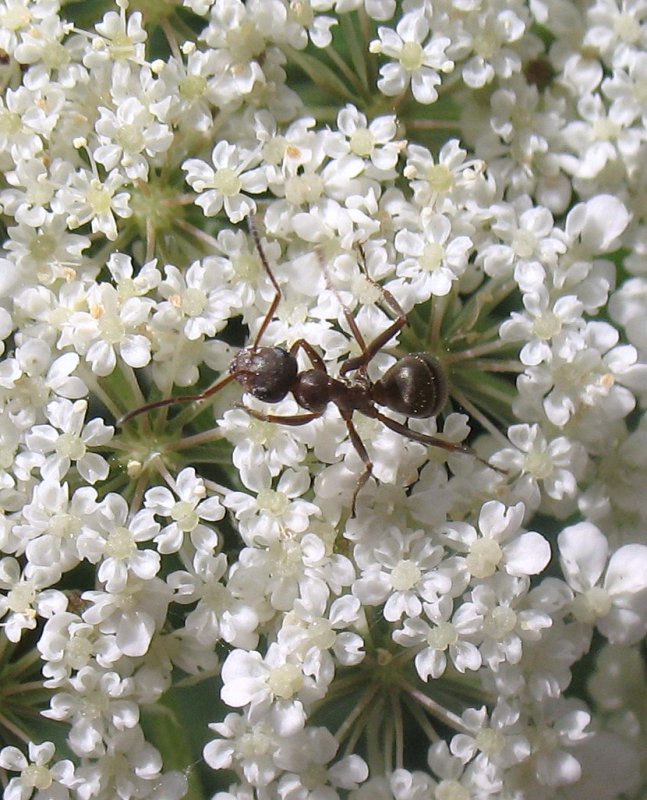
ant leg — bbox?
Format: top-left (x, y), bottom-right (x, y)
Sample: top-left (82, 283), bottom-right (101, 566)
top-left (356, 243), bottom-right (407, 320)
top-left (340, 246), bottom-right (409, 375)
top-left (239, 405), bottom-right (323, 426)
top-left (372, 409), bottom-right (504, 473)
top-left (118, 373), bottom-right (237, 425)
top-left (374, 409), bottom-right (471, 455)
top-left (342, 413), bottom-right (374, 516)
top-left (318, 248), bottom-right (407, 378)
top-left (339, 315), bottom-right (407, 377)
top-left (290, 339), bottom-right (326, 372)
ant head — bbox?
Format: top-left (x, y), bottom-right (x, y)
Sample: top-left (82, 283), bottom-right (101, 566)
top-left (230, 346), bottom-right (298, 403)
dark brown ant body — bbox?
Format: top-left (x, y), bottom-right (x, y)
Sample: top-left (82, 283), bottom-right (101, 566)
top-left (121, 219), bottom-right (493, 513)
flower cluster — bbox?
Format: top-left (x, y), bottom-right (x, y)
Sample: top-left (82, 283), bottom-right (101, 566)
top-left (1, 0), bottom-right (647, 799)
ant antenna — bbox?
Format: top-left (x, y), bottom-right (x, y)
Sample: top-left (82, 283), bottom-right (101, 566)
top-left (247, 215), bottom-right (282, 348)
top-left (118, 216), bottom-right (280, 426)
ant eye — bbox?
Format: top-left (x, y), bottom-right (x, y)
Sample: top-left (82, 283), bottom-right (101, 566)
top-left (230, 346), bottom-right (298, 403)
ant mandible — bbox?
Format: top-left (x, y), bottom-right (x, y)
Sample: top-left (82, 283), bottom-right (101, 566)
top-left (120, 218), bottom-right (496, 515)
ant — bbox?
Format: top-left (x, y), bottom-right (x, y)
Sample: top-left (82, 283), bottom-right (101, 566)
top-left (120, 218), bottom-right (498, 514)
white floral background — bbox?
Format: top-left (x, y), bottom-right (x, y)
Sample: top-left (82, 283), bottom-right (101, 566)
top-left (1, 0), bottom-right (647, 798)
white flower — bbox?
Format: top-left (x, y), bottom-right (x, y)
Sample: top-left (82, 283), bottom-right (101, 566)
top-left (1, 213), bottom-right (91, 290)
top-left (144, 467), bottom-right (224, 553)
top-left (0, 741), bottom-right (78, 799)
top-left (224, 467), bottom-right (320, 547)
top-left (516, 320), bottom-right (647, 429)
top-left (53, 168), bottom-right (132, 241)
top-left (154, 260), bottom-right (242, 342)
top-left (76, 493), bottom-right (161, 593)
top-left (220, 403), bottom-right (312, 482)
top-left (395, 213), bottom-right (473, 299)
top-left (106, 251), bottom-right (161, 296)
top-left (88, 8), bottom-right (147, 65)
top-left (458, 4), bottom-right (527, 89)
top-left (403, 139), bottom-right (486, 211)
top-left (73, 727), bottom-right (188, 800)
top-left (274, 726), bottom-right (368, 795)
top-left (220, 644), bottom-right (320, 735)
top-left (336, 104), bottom-right (403, 173)
top-left (228, 524), bottom-right (354, 614)
top-left (38, 610), bottom-right (121, 685)
top-left (370, 11), bottom-right (453, 104)
top-left (0, 85), bottom-right (61, 160)
top-left (94, 95), bottom-right (173, 181)
top-left (204, 711), bottom-right (283, 787)
top-left (450, 702), bottom-right (531, 771)
top-left (427, 739), bottom-right (502, 798)
top-left (169, 551), bottom-right (261, 648)
top-left (463, 573), bottom-right (553, 670)
top-left (183, 140), bottom-right (268, 223)
top-left (42, 666), bottom-right (140, 757)
top-left (0, 558), bottom-right (67, 642)
top-left (24, 398), bottom-right (113, 484)
top-left (13, 481), bottom-right (98, 572)
top-left (562, 195), bottom-right (631, 254)
top-left (81, 575), bottom-right (172, 658)
top-left (480, 198), bottom-right (565, 281)
top-left (394, 599), bottom-right (482, 680)
top-left (558, 521), bottom-right (647, 645)
top-left (583, 0), bottom-right (647, 66)
top-left (59, 282), bottom-right (154, 376)
top-left (524, 698), bottom-right (592, 788)
top-left (1, 156), bottom-right (71, 228)
top-left (278, 588), bottom-right (364, 669)
top-left (499, 286), bottom-right (584, 366)
top-left (441, 501), bottom-right (551, 581)
top-left (490, 424), bottom-right (587, 508)
top-left (603, 51), bottom-right (647, 127)
top-left (283, 0), bottom-right (337, 49)
top-left (352, 526), bottom-right (449, 621)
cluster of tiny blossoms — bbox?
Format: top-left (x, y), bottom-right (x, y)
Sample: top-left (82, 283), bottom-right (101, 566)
top-left (1, 0), bottom-right (647, 798)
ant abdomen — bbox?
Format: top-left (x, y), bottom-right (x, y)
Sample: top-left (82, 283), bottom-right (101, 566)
top-left (372, 354), bottom-right (448, 419)
top-left (230, 346), bottom-right (297, 403)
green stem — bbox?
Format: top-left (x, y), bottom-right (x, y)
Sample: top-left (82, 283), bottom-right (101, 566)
top-left (458, 372), bottom-right (517, 406)
top-left (339, 12), bottom-right (369, 94)
top-left (81, 367), bottom-right (125, 421)
top-left (447, 337), bottom-right (516, 361)
top-left (407, 119), bottom-right (462, 131)
top-left (444, 278), bottom-right (517, 342)
top-left (1, 681), bottom-right (47, 696)
top-left (451, 385), bottom-right (510, 444)
top-left (430, 293), bottom-right (449, 353)
top-left (284, 44), bottom-right (357, 103)
top-left (401, 692), bottom-right (440, 743)
top-left (467, 358), bottom-right (525, 373)
top-left (163, 428), bottom-right (226, 452)
top-left (0, 711), bottom-right (30, 743)
top-left (366, 692), bottom-right (386, 776)
top-left (336, 682), bottom-right (380, 751)
top-left (392, 690), bottom-right (404, 770)
top-left (402, 680), bottom-right (470, 734)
